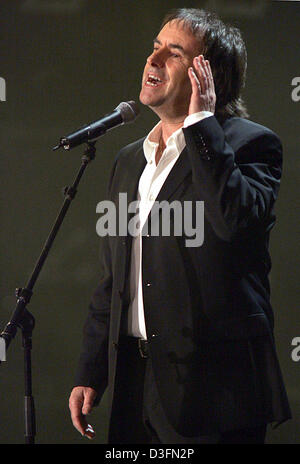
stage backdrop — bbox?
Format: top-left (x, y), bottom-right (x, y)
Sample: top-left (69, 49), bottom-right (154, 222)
top-left (0, 0), bottom-right (299, 444)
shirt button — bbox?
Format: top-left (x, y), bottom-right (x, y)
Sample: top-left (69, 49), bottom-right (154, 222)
top-left (146, 282), bottom-right (151, 287)
top-left (149, 194), bottom-right (154, 201)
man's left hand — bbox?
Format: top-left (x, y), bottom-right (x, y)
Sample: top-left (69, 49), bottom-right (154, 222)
top-left (188, 55), bottom-right (216, 115)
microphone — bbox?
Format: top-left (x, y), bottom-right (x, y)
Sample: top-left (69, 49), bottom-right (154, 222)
top-left (53, 100), bottom-right (139, 151)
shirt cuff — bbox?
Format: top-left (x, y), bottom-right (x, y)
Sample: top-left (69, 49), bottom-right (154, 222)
top-left (183, 111), bottom-right (214, 128)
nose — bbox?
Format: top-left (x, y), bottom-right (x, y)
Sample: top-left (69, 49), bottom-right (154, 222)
top-left (147, 48), bottom-right (167, 68)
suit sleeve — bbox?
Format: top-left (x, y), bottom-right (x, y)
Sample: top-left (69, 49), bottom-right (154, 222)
top-left (73, 156), bottom-right (119, 402)
top-left (183, 116), bottom-right (283, 241)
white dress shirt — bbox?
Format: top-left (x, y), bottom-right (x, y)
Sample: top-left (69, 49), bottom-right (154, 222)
top-left (127, 111), bottom-right (213, 339)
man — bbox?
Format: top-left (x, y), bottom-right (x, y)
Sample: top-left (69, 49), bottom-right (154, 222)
top-left (69, 8), bottom-right (291, 444)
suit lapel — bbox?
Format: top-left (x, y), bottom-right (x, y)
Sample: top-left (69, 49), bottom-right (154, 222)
top-left (127, 145), bottom-right (146, 202)
top-left (155, 147), bottom-right (191, 203)
top-left (115, 142), bottom-right (146, 298)
top-left (120, 141), bottom-right (145, 245)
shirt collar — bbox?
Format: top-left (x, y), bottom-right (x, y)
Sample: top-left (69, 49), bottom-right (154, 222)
top-left (143, 121), bottom-right (186, 164)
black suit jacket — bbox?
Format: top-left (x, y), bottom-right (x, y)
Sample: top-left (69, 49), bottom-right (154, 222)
top-left (74, 115), bottom-right (291, 436)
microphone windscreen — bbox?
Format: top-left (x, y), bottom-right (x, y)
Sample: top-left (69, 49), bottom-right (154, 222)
top-left (116, 101), bottom-right (140, 123)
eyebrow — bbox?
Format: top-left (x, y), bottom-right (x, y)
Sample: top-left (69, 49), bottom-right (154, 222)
top-left (153, 38), bottom-right (185, 53)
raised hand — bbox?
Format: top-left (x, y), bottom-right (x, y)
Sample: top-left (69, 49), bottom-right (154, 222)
top-left (188, 54), bottom-right (216, 115)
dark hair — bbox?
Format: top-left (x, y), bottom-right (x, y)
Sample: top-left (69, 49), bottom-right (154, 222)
top-left (161, 8), bottom-right (249, 119)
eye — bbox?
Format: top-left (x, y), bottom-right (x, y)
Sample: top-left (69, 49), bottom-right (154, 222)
top-left (171, 53), bottom-right (182, 59)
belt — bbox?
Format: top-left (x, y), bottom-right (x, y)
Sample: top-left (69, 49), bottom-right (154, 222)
top-left (138, 338), bottom-right (149, 358)
top-left (121, 336), bottom-right (150, 358)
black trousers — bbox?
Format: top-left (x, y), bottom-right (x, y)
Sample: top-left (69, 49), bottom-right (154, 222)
top-left (108, 336), bottom-right (267, 444)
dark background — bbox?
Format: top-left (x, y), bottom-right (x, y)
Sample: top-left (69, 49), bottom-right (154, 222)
top-left (0, 0), bottom-right (299, 444)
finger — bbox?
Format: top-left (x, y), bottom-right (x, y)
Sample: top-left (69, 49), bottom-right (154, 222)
top-left (70, 406), bottom-right (96, 439)
top-left (200, 56), bottom-right (212, 89)
top-left (69, 391), bottom-right (90, 436)
top-left (188, 67), bottom-right (201, 94)
top-left (82, 390), bottom-right (96, 415)
top-left (206, 61), bottom-right (216, 94)
top-left (202, 56), bottom-right (210, 76)
top-left (194, 55), bottom-right (208, 92)
top-left (70, 406), bottom-right (88, 436)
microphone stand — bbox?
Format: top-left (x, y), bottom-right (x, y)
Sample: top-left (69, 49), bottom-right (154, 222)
top-left (0, 141), bottom-right (97, 444)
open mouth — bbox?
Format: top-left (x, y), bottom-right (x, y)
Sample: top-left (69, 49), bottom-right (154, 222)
top-left (145, 73), bottom-right (164, 87)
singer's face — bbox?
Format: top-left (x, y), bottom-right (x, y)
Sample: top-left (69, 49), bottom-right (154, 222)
top-left (139, 20), bottom-right (201, 119)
